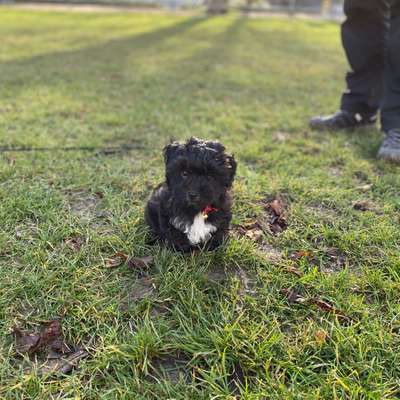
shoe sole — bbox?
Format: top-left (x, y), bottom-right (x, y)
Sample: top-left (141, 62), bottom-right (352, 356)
top-left (377, 148), bottom-right (400, 163)
top-left (309, 122), bottom-right (376, 132)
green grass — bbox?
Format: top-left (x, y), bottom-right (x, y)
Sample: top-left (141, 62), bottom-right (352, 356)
top-left (1, 7), bottom-right (400, 399)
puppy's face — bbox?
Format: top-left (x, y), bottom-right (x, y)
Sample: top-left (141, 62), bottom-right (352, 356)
top-left (164, 137), bottom-right (236, 211)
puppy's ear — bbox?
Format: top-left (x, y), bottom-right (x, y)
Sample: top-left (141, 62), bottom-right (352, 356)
top-left (205, 140), bottom-right (226, 153)
top-left (186, 137), bottom-right (201, 147)
top-left (225, 154), bottom-right (237, 186)
top-left (163, 142), bottom-right (179, 164)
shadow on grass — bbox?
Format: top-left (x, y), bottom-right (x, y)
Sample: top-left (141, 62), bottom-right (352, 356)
top-left (0, 16), bottom-right (206, 92)
top-left (1, 13), bottom-right (384, 167)
top-left (0, 15), bottom-right (339, 103)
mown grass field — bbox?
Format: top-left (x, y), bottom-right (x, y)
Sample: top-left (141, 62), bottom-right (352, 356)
top-left (1, 7), bottom-right (400, 399)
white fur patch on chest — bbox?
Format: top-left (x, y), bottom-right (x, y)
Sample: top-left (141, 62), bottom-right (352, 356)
top-left (171, 213), bottom-right (217, 245)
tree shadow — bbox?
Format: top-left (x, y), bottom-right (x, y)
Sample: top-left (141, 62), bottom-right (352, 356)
top-left (3, 12), bottom-right (377, 168)
top-left (1, 15), bottom-right (255, 146)
top-left (0, 16), bottom-right (206, 98)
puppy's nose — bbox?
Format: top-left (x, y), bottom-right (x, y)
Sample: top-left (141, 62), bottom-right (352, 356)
top-left (188, 192), bottom-right (200, 202)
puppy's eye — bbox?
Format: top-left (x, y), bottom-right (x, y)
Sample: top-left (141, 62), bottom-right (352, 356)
top-left (181, 171), bottom-right (188, 178)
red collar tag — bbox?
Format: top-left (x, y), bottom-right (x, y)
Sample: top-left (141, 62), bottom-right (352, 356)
top-left (202, 205), bottom-right (218, 216)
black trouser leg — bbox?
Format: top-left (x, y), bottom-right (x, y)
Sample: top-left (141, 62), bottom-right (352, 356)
top-left (340, 0), bottom-right (389, 116)
top-left (381, 1), bottom-right (400, 131)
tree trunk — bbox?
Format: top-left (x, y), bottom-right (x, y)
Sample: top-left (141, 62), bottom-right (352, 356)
top-left (321, 0), bottom-right (333, 15)
top-left (206, 0), bottom-right (229, 14)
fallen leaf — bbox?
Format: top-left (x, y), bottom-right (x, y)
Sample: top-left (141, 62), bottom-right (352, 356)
top-left (104, 251), bottom-right (128, 268)
top-left (311, 299), bottom-right (349, 321)
top-left (273, 131), bottom-right (288, 143)
top-left (315, 330), bottom-right (327, 345)
top-left (245, 228), bottom-right (263, 242)
top-left (230, 225), bottom-right (246, 238)
top-left (232, 197), bottom-right (288, 240)
top-left (357, 184), bottom-right (373, 192)
top-left (13, 319), bottom-right (90, 376)
top-left (284, 266), bottom-right (303, 277)
top-left (13, 319), bottom-right (64, 355)
top-left (290, 250), bottom-right (313, 260)
top-left (266, 198), bottom-right (285, 216)
top-left (281, 288), bottom-right (307, 304)
top-left (127, 256), bottom-right (154, 270)
top-left (312, 298), bottom-right (337, 312)
top-left (281, 291), bottom-right (352, 323)
top-left (13, 327), bottom-right (40, 354)
top-left (263, 197), bottom-right (288, 235)
top-left (65, 237), bottom-right (82, 252)
top-left (39, 320), bottom-right (63, 349)
top-left (231, 222), bottom-right (264, 242)
top-left (242, 220), bottom-right (259, 229)
top-left (353, 200), bottom-right (373, 211)
top-left (40, 349), bottom-right (88, 375)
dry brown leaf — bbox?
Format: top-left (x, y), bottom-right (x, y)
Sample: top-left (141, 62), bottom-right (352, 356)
top-left (312, 299), bottom-right (339, 313)
top-left (263, 197), bottom-right (288, 235)
top-left (104, 251), bottom-right (128, 268)
top-left (245, 228), bottom-right (263, 242)
top-left (127, 256), bottom-right (154, 270)
top-left (40, 349), bottom-right (88, 375)
top-left (311, 298), bottom-right (349, 322)
top-left (315, 330), bottom-right (327, 345)
top-left (13, 327), bottom-right (40, 354)
top-left (242, 220), bottom-right (260, 230)
top-left (285, 266), bottom-right (303, 277)
top-left (353, 200), bottom-right (373, 211)
top-left (267, 198), bottom-right (285, 216)
top-left (273, 131), bottom-right (288, 143)
top-left (13, 319), bottom-right (64, 355)
top-left (65, 237), bottom-right (82, 252)
top-left (39, 320), bottom-right (63, 348)
top-left (290, 250), bottom-right (313, 260)
top-left (281, 288), bottom-right (307, 304)
top-left (357, 184), bottom-right (373, 192)
top-left (13, 319), bottom-right (89, 376)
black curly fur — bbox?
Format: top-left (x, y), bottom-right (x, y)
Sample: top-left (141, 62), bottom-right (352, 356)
top-left (145, 137), bottom-right (237, 252)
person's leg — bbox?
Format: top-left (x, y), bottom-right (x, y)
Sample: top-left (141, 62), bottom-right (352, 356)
top-left (340, 0), bottom-right (389, 116)
top-left (310, 0), bottom-right (388, 130)
top-left (377, 0), bottom-right (400, 162)
top-left (380, 0), bottom-right (400, 131)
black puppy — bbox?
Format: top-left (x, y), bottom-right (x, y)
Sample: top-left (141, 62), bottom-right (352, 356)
top-left (145, 137), bottom-right (237, 252)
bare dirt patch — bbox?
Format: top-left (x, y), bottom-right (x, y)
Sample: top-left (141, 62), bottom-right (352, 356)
top-left (65, 189), bottom-right (102, 222)
top-left (120, 277), bottom-right (157, 312)
top-left (205, 265), bottom-right (258, 302)
top-left (149, 353), bottom-right (191, 384)
top-left (257, 243), bottom-right (283, 264)
top-left (305, 203), bottom-right (340, 222)
top-left (321, 247), bottom-right (347, 273)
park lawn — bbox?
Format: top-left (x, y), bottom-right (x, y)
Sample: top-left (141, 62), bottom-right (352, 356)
top-left (1, 7), bottom-right (400, 399)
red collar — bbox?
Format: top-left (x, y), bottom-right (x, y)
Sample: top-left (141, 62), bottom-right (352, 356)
top-left (202, 205), bottom-right (218, 216)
